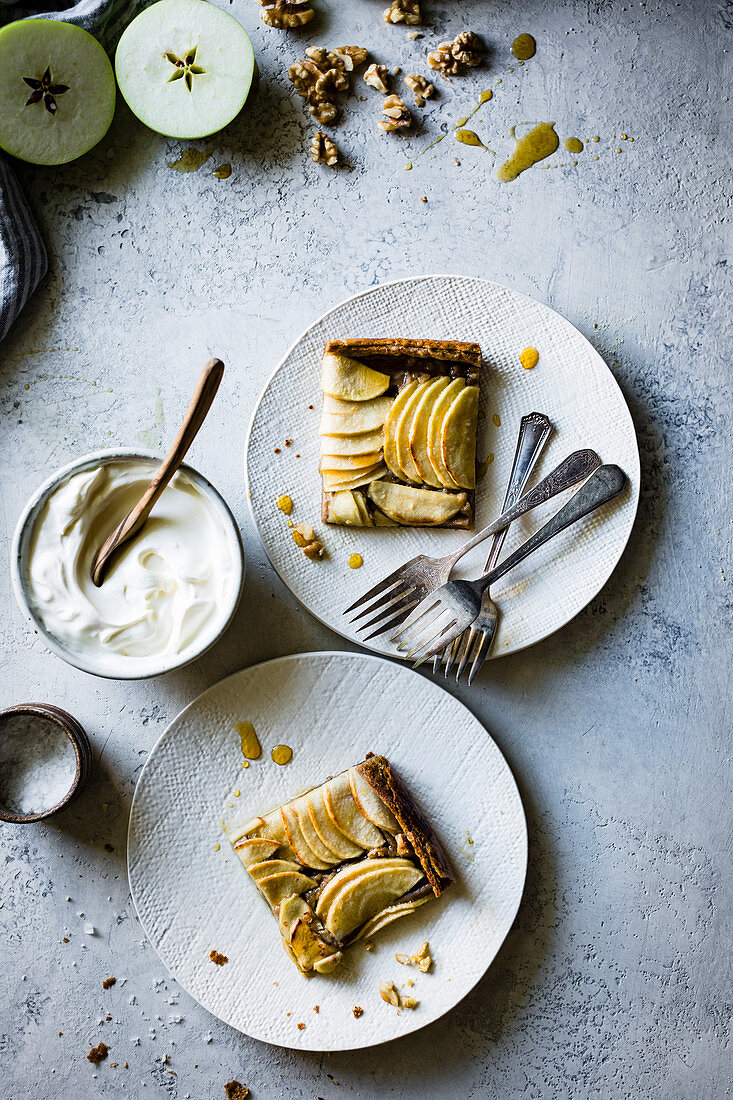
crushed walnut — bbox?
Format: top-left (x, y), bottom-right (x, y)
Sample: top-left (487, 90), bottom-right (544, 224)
top-left (383, 0), bottom-right (421, 25)
top-left (225, 1083), bottom-right (250, 1100)
top-left (379, 980), bottom-right (401, 1007)
top-left (87, 1042), bottom-right (109, 1065)
top-left (292, 523), bottom-right (325, 559)
top-left (402, 995), bottom-right (419, 1009)
top-left (209, 949), bottom-right (229, 966)
top-left (378, 94), bottom-right (411, 132)
top-left (258, 0), bottom-right (314, 29)
top-left (428, 31), bottom-right (485, 77)
top-left (395, 941), bottom-right (432, 973)
top-left (102, 976), bottom-right (116, 989)
top-left (288, 46), bottom-right (368, 125)
top-left (310, 131), bottom-right (339, 165)
top-left (364, 63), bottom-right (390, 94)
top-left (404, 72), bottom-right (434, 106)
top-left (353, 1005), bottom-right (364, 1017)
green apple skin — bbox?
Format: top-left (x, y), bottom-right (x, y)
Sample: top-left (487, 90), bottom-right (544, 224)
top-left (115, 0), bottom-right (255, 140)
top-left (0, 20), bottom-right (116, 166)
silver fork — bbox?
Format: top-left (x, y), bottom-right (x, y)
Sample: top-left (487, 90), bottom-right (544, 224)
top-left (392, 464), bottom-right (628, 665)
top-left (345, 448), bottom-right (601, 641)
top-left (434, 411), bottom-right (552, 678)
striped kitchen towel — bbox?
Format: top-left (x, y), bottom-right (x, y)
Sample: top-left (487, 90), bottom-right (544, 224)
top-left (0, 0), bottom-right (146, 343)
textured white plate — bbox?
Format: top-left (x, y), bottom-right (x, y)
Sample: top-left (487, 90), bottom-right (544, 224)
top-left (246, 277), bottom-right (640, 660)
top-left (127, 652), bottom-right (527, 1050)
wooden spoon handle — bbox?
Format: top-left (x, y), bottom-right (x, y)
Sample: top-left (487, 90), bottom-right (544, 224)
top-left (91, 358), bottom-right (224, 584)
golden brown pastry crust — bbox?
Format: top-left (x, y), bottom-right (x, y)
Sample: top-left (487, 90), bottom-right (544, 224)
top-left (325, 337), bottom-right (482, 369)
top-left (356, 753), bottom-right (455, 897)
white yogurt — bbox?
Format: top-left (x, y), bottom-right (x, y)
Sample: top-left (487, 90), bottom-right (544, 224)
top-left (25, 458), bottom-right (240, 676)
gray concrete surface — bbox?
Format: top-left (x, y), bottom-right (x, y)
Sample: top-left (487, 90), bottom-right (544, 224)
top-left (0, 0), bottom-right (730, 1096)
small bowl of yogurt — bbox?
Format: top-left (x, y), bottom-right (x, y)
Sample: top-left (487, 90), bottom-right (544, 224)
top-left (12, 449), bottom-right (244, 679)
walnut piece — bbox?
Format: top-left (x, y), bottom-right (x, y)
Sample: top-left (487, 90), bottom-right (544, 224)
top-left (404, 72), bottom-right (434, 106)
top-left (379, 980), bottom-right (401, 1007)
top-left (428, 31), bottom-right (485, 76)
top-left (288, 46), bottom-right (368, 125)
top-left (395, 940), bottom-right (432, 972)
top-left (310, 131), bottom-right (339, 165)
top-left (225, 1083), bottom-right (250, 1100)
top-left (402, 995), bottom-right (419, 1009)
top-left (383, 0), bottom-right (421, 25)
top-left (259, 0), bottom-right (314, 29)
top-left (364, 63), bottom-right (390, 94)
top-left (293, 523), bottom-right (325, 559)
top-left (378, 93), bottom-right (411, 132)
top-left (353, 1005), bottom-right (364, 1018)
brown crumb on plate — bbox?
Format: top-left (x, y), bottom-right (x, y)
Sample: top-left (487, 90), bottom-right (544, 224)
top-left (102, 976), bottom-right (116, 989)
top-left (209, 949), bottom-right (228, 966)
top-left (353, 1005), bottom-right (364, 1018)
top-left (87, 1042), bottom-right (109, 1064)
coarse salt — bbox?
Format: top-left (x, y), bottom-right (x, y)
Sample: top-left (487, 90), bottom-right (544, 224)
top-left (0, 713), bottom-right (76, 815)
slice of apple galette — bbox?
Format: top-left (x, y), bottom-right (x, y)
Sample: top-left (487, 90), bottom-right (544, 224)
top-left (223, 753), bottom-right (454, 975)
top-left (320, 338), bottom-right (482, 528)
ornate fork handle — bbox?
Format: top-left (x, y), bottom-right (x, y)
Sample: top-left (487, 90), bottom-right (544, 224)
top-left (447, 448), bottom-right (601, 570)
top-left (484, 411), bottom-right (552, 574)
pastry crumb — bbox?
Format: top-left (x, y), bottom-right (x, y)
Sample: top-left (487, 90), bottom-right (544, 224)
top-left (313, 1004), bottom-right (319, 1013)
top-left (395, 941), bottom-right (432, 972)
top-left (102, 977), bottom-right (116, 989)
top-left (353, 1005), bottom-right (364, 1018)
top-left (402, 995), bottom-right (419, 1009)
top-left (297, 1021), bottom-right (306, 1030)
top-left (224, 1082), bottom-right (250, 1100)
top-left (277, 494), bottom-right (294, 515)
top-left (209, 949), bottom-right (228, 966)
top-left (274, 447), bottom-right (281, 454)
top-left (87, 1042), bottom-right (109, 1064)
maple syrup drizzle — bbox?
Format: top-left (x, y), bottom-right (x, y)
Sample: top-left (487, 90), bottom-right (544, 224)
top-left (236, 721), bottom-right (262, 760)
top-left (511, 33), bottom-right (536, 61)
top-left (497, 123), bottom-right (559, 182)
top-left (271, 744), bottom-right (293, 765)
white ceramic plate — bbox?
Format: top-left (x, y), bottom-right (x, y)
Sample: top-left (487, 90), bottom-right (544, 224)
top-left (127, 652), bottom-right (527, 1050)
top-left (245, 277), bottom-right (640, 661)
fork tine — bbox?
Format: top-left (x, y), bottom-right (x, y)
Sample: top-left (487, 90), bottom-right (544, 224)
top-left (406, 610), bottom-right (456, 662)
top-left (467, 630), bottom-right (492, 686)
top-left (391, 596), bottom-right (440, 647)
top-left (443, 634), bottom-right (462, 677)
top-left (343, 565), bottom-right (410, 616)
top-left (455, 625), bottom-right (479, 682)
top-left (363, 597), bottom-right (421, 641)
top-left (411, 618), bottom-right (460, 667)
top-left (353, 586), bottom-right (415, 632)
top-left (349, 579), bottom-right (406, 623)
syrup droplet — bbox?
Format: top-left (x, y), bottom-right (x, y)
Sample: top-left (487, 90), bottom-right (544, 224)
top-left (271, 745), bottom-right (293, 766)
top-left (497, 123), bottom-right (559, 182)
top-left (236, 721), bottom-right (262, 760)
top-left (511, 33), bottom-right (536, 60)
top-left (348, 553), bottom-right (364, 569)
top-left (493, 413), bottom-right (501, 427)
top-left (455, 129), bottom-right (486, 148)
top-left (520, 347), bottom-right (540, 370)
top-left (564, 137), bottom-right (584, 154)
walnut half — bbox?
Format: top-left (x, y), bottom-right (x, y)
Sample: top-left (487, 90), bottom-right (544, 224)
top-left (364, 63), bottom-right (390, 94)
top-left (383, 0), bottom-right (421, 25)
top-left (404, 73), bottom-right (434, 107)
top-left (259, 0), bottom-right (314, 29)
top-left (310, 131), bottom-right (339, 166)
top-left (288, 46), bottom-right (367, 125)
top-left (378, 94), bottom-right (411, 132)
top-left (292, 523), bottom-right (325, 559)
top-left (428, 31), bottom-right (485, 77)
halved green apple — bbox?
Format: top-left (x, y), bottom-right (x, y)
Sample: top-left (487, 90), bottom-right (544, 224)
top-left (306, 789), bottom-right (363, 860)
top-left (383, 380), bottom-right (419, 478)
top-left (233, 837), bottom-right (279, 868)
top-left (354, 894), bottom-right (430, 941)
top-left (247, 858), bottom-right (303, 883)
top-left (319, 428), bottom-right (384, 454)
top-left (395, 381), bottom-right (430, 483)
top-left (441, 384), bottom-right (479, 489)
top-left (325, 864), bottom-right (423, 939)
top-left (292, 797), bottom-right (340, 866)
top-left (314, 858), bottom-right (413, 921)
top-left (427, 379), bottom-right (464, 489)
top-left (115, 0), bottom-right (255, 139)
top-left (320, 396), bottom-right (392, 437)
top-left (349, 767), bottom-right (398, 832)
top-left (0, 20), bottom-right (116, 166)
top-left (410, 377), bottom-right (451, 487)
top-left (322, 463), bottom-right (387, 492)
top-left (324, 773), bottom-right (383, 848)
top-left (368, 481), bottom-right (467, 526)
top-left (320, 452), bottom-right (383, 472)
top-left (322, 353), bottom-right (390, 402)
top-left (281, 804), bottom-right (331, 870)
top-left (258, 869), bottom-right (317, 907)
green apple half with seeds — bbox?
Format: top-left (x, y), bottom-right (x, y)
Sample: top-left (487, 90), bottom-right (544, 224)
top-left (115, 0), bottom-right (255, 139)
top-left (0, 20), bottom-right (115, 166)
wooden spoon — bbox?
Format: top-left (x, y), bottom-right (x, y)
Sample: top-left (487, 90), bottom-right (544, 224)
top-left (91, 357), bottom-right (225, 587)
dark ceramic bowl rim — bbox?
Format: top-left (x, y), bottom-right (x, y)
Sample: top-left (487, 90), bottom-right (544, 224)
top-left (10, 448), bottom-right (245, 680)
top-left (0, 704), bottom-right (92, 823)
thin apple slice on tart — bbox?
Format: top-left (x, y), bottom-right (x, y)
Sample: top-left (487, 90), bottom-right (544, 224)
top-left (222, 753), bottom-right (454, 975)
